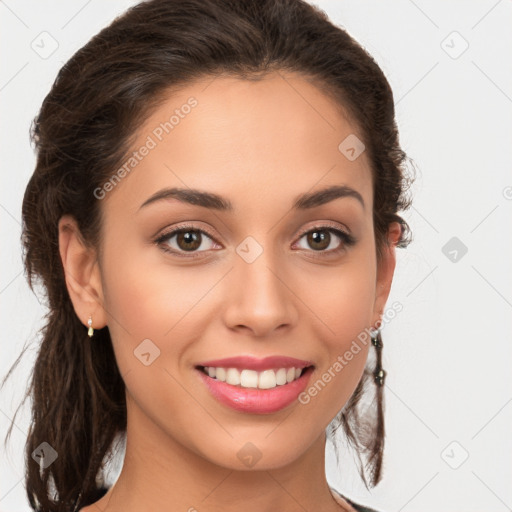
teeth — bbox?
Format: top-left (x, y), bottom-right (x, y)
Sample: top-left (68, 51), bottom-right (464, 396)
top-left (240, 369), bottom-right (258, 388)
top-left (201, 366), bottom-right (307, 389)
top-left (258, 370), bottom-right (276, 389)
top-left (226, 368), bottom-right (241, 386)
top-left (276, 368), bottom-right (287, 385)
top-left (216, 367), bottom-right (226, 381)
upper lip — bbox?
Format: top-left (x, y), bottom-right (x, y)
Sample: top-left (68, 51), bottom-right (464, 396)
top-left (196, 355), bottom-right (314, 372)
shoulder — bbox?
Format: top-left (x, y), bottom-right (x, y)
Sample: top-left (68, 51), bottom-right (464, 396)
top-left (330, 486), bottom-right (382, 512)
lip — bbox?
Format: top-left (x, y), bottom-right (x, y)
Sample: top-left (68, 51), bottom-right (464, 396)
top-left (196, 355), bottom-right (313, 372)
top-left (196, 365), bottom-right (315, 414)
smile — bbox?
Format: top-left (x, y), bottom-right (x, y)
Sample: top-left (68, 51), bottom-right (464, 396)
top-left (199, 366), bottom-right (306, 389)
top-left (195, 355), bottom-right (315, 413)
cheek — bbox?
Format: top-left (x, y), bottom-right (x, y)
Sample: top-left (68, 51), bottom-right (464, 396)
top-left (301, 257), bottom-right (376, 343)
top-left (99, 239), bottom-right (184, 359)
top-left (100, 238), bottom-right (229, 380)
top-left (294, 256), bottom-right (375, 412)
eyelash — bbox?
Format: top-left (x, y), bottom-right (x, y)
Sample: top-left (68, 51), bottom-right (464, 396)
top-left (154, 222), bottom-right (357, 260)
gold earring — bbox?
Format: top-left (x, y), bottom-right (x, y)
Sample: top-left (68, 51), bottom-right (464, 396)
top-left (87, 315), bottom-right (94, 338)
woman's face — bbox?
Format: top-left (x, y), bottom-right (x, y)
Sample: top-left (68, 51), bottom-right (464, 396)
top-left (83, 71), bottom-right (397, 469)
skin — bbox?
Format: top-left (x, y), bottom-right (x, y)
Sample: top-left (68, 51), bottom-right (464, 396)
top-left (59, 70), bottom-right (401, 512)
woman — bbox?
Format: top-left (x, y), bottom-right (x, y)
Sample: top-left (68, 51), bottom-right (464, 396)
top-left (10, 0), bottom-right (414, 510)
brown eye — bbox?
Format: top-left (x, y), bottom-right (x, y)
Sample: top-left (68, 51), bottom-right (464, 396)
top-left (155, 226), bottom-right (219, 257)
top-left (176, 230), bottom-right (202, 251)
top-left (294, 225), bottom-right (356, 255)
top-left (306, 230), bottom-right (331, 251)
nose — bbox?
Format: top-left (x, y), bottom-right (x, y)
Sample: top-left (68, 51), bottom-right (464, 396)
top-left (222, 250), bottom-right (299, 338)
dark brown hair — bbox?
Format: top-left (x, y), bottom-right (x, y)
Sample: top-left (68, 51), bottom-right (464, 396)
top-left (3, 0), bottom-right (414, 510)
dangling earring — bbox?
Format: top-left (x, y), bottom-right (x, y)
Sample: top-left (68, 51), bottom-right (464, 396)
top-left (369, 326), bottom-right (386, 485)
top-left (370, 328), bottom-right (386, 387)
top-left (87, 315), bottom-right (94, 338)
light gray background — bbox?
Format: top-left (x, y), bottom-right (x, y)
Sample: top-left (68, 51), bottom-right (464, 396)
top-left (1, 1), bottom-right (511, 511)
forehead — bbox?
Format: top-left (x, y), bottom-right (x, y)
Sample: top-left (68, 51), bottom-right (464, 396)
top-left (101, 71), bottom-right (372, 215)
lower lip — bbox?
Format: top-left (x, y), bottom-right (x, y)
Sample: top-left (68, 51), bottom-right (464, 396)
top-left (196, 366), bottom-right (314, 414)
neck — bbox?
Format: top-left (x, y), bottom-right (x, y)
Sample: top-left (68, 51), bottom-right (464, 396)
top-left (96, 396), bottom-right (345, 512)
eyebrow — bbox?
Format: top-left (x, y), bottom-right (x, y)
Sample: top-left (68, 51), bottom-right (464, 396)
top-left (138, 184), bottom-right (365, 212)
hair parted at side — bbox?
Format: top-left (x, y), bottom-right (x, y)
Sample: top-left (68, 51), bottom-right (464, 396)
top-left (3, 0), bottom-right (414, 510)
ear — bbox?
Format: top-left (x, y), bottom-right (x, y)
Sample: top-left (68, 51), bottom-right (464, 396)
top-left (371, 221), bottom-right (402, 330)
top-left (58, 214), bottom-right (107, 331)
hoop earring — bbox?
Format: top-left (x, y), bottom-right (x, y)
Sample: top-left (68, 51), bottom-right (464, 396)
top-left (370, 328), bottom-right (386, 387)
top-left (87, 315), bottom-right (94, 338)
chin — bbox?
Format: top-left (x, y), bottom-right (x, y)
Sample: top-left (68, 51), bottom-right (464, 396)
top-left (192, 432), bottom-right (316, 472)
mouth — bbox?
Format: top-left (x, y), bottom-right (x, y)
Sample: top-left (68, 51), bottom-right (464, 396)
top-left (194, 360), bottom-right (315, 414)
